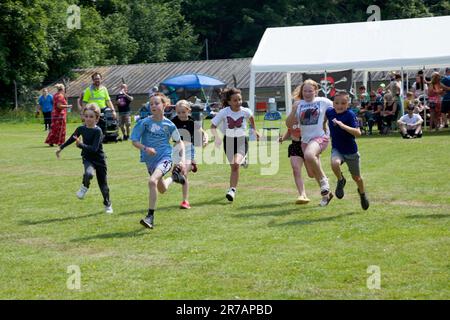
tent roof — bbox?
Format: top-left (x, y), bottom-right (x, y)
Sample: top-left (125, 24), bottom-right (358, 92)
top-left (251, 16), bottom-right (450, 73)
top-left (161, 73), bottom-right (226, 89)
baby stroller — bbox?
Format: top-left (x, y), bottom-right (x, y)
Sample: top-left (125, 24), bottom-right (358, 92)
top-left (99, 107), bottom-right (119, 143)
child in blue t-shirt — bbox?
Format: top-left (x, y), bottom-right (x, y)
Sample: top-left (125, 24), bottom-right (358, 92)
top-left (131, 92), bottom-right (186, 229)
top-left (326, 92), bottom-right (369, 210)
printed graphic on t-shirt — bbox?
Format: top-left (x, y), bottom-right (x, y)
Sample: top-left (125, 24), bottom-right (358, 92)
top-left (151, 123), bottom-right (161, 132)
top-left (227, 116), bottom-right (244, 129)
top-left (299, 103), bottom-right (320, 126)
top-left (118, 97), bottom-right (127, 107)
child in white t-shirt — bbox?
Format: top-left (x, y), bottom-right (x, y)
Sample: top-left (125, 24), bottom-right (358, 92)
top-left (286, 79), bottom-right (333, 207)
top-left (211, 88), bottom-right (260, 201)
top-left (397, 106), bottom-right (424, 139)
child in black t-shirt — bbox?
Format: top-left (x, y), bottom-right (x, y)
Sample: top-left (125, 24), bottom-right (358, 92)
top-left (171, 100), bottom-right (208, 209)
top-left (56, 103), bottom-right (112, 213)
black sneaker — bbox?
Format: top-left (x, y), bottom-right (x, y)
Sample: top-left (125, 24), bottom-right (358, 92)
top-left (140, 214), bottom-right (154, 229)
top-left (172, 165), bottom-right (186, 185)
top-left (123, 135), bottom-right (128, 141)
top-left (335, 176), bottom-right (346, 199)
top-left (358, 189), bottom-right (370, 210)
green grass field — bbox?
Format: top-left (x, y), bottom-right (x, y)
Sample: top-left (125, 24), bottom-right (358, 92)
top-left (0, 121), bottom-right (449, 299)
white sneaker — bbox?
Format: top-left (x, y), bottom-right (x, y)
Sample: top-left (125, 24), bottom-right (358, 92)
top-left (319, 192), bottom-right (334, 207)
top-left (105, 205), bottom-right (113, 214)
top-left (240, 157), bottom-right (249, 169)
top-left (76, 186), bottom-right (88, 199)
top-left (226, 188), bottom-right (236, 202)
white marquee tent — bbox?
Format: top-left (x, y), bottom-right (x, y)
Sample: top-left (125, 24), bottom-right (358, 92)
top-left (249, 16), bottom-right (450, 114)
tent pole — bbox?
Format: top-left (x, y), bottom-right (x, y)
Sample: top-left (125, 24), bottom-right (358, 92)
top-left (324, 70), bottom-right (327, 98)
top-left (363, 71), bottom-right (368, 92)
top-left (400, 67), bottom-right (405, 118)
top-left (249, 71), bottom-right (256, 114)
top-left (423, 66), bottom-right (427, 130)
top-left (285, 73), bottom-right (292, 115)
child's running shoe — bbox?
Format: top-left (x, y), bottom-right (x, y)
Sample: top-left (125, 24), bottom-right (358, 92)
top-left (104, 204), bottom-right (113, 214)
top-left (295, 195), bottom-right (310, 205)
top-left (172, 164), bottom-right (186, 185)
top-left (140, 214), bottom-right (154, 229)
top-left (319, 191), bottom-right (333, 207)
top-left (358, 189), bottom-right (370, 210)
top-left (226, 188), bottom-right (236, 202)
top-left (335, 176), bottom-right (346, 199)
top-left (240, 156), bottom-right (249, 169)
top-left (180, 201), bottom-right (191, 209)
top-left (76, 185), bottom-right (88, 199)
top-left (191, 162), bottom-right (198, 173)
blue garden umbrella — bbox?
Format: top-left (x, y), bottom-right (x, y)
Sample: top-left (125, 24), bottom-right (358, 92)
top-left (160, 73), bottom-right (226, 89)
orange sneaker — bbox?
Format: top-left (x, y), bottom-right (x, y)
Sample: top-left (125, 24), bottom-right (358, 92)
top-left (180, 201), bottom-right (191, 209)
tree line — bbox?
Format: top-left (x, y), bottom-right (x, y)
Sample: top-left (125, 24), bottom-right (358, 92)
top-left (0, 0), bottom-right (448, 108)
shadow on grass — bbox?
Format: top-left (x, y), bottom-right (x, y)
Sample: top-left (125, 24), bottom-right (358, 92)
top-left (233, 205), bottom-right (314, 218)
top-left (237, 201), bottom-right (298, 211)
top-left (270, 211), bottom-right (358, 227)
top-left (70, 228), bottom-right (148, 242)
top-left (19, 211), bottom-right (104, 226)
top-left (119, 197), bottom-right (227, 216)
top-left (406, 214), bottom-right (450, 219)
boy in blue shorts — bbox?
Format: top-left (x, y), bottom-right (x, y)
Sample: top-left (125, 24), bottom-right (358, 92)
top-left (131, 92), bottom-right (186, 229)
top-left (326, 92), bottom-right (369, 210)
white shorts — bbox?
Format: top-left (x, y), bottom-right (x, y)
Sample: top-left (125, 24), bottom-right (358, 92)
top-left (146, 159), bottom-right (172, 176)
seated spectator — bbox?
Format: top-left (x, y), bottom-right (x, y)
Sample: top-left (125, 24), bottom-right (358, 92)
top-left (411, 72), bottom-right (428, 99)
top-left (404, 92), bottom-right (416, 114)
top-left (358, 85), bottom-right (370, 105)
top-left (361, 91), bottom-right (383, 135)
top-left (397, 106), bottom-right (423, 139)
top-left (381, 92), bottom-right (397, 134)
top-left (377, 83), bottom-right (386, 97)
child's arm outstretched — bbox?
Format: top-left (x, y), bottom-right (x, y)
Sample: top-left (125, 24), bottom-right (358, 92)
top-left (200, 128), bottom-right (209, 147)
top-left (279, 130), bottom-right (290, 143)
top-left (75, 129), bottom-right (102, 153)
top-left (332, 118), bottom-right (362, 137)
top-left (210, 124), bottom-right (222, 147)
top-left (131, 140), bottom-right (156, 156)
top-left (55, 127), bottom-right (80, 158)
top-left (248, 115), bottom-right (261, 140)
top-left (286, 102), bottom-right (299, 128)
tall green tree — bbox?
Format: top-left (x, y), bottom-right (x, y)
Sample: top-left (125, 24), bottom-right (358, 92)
top-left (128, 0), bottom-right (200, 63)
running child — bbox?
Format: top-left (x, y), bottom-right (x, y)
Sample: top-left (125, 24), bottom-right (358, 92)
top-left (210, 88), bottom-right (260, 201)
top-left (131, 92), bottom-right (186, 229)
top-left (171, 100), bottom-right (209, 209)
top-left (55, 103), bottom-right (113, 213)
top-left (326, 91), bottom-right (369, 210)
top-left (286, 79), bottom-right (333, 206)
top-left (279, 120), bottom-right (313, 204)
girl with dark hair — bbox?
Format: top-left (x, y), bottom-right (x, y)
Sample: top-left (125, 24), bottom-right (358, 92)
top-left (210, 88), bottom-right (260, 201)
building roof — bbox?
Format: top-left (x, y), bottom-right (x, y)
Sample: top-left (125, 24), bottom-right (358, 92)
top-left (49, 57), bottom-right (446, 98)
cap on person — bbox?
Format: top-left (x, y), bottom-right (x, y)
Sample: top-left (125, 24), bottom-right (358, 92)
top-left (379, 83), bottom-right (386, 88)
top-left (407, 105), bottom-right (415, 111)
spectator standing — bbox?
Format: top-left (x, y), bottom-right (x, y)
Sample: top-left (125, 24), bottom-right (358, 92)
top-left (38, 88), bottom-right (53, 131)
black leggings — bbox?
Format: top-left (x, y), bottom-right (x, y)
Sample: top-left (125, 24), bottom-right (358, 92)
top-left (43, 112), bottom-right (52, 130)
top-left (83, 160), bottom-right (110, 206)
